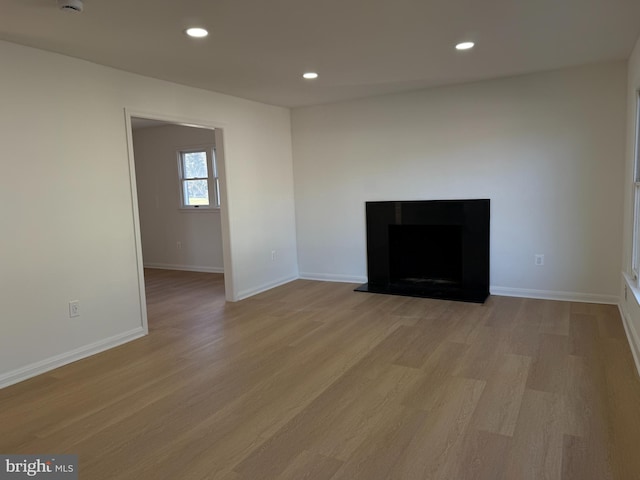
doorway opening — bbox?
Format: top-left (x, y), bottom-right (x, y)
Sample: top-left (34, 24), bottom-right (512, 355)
top-left (124, 110), bottom-right (235, 332)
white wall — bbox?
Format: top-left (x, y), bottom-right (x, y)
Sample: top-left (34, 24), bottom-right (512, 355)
top-left (0, 40), bottom-right (298, 386)
top-left (619, 36), bottom-right (640, 374)
top-left (292, 62), bottom-right (626, 302)
top-left (133, 125), bottom-right (224, 272)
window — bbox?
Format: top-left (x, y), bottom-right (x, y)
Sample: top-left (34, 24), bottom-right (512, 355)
top-left (632, 93), bottom-right (640, 280)
top-left (177, 146), bottom-right (220, 209)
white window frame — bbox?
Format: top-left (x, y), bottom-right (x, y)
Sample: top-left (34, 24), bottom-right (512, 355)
top-left (632, 92), bottom-right (640, 282)
top-left (177, 145), bottom-right (220, 210)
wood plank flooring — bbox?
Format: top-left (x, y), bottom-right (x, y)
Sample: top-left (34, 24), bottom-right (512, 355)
top-left (1, 269), bottom-right (640, 479)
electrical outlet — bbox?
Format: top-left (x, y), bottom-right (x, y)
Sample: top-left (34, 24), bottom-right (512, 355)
top-left (534, 254), bottom-right (544, 266)
top-left (69, 300), bottom-right (80, 318)
top-left (271, 250), bottom-right (276, 262)
top-left (177, 241), bottom-right (182, 250)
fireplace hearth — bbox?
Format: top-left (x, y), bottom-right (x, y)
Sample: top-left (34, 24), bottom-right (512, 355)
top-left (355, 199), bottom-right (490, 303)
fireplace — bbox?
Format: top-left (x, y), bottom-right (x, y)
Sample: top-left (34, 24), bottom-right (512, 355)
top-left (355, 199), bottom-right (490, 303)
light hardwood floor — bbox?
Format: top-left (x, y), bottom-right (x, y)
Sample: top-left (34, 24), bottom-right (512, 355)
top-left (2, 269), bottom-right (640, 479)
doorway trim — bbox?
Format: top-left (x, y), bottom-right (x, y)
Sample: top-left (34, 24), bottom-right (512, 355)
top-left (124, 108), bottom-right (236, 334)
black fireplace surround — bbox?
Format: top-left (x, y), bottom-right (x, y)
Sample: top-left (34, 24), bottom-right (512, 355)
top-left (355, 199), bottom-right (490, 303)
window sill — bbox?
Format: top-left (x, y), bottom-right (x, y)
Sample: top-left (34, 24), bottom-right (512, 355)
top-left (178, 207), bottom-right (221, 213)
top-left (623, 271), bottom-right (640, 306)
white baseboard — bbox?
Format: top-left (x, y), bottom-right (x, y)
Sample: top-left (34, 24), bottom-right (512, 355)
top-left (619, 273), bottom-right (640, 377)
top-left (0, 327), bottom-right (146, 389)
top-left (299, 272), bottom-right (368, 284)
top-left (490, 286), bottom-right (619, 305)
top-left (297, 275), bottom-right (619, 304)
top-left (235, 275), bottom-right (299, 301)
top-left (144, 263), bottom-right (224, 274)
top-left (618, 304), bottom-right (640, 378)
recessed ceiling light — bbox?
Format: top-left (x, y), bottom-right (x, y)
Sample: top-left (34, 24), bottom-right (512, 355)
top-left (57, 0), bottom-right (83, 13)
top-left (186, 27), bottom-right (208, 38)
top-left (303, 72), bottom-right (319, 79)
top-left (455, 42), bottom-right (475, 50)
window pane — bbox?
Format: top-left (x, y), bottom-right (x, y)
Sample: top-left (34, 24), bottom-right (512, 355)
top-left (183, 151), bottom-right (208, 179)
top-left (183, 179), bottom-right (210, 206)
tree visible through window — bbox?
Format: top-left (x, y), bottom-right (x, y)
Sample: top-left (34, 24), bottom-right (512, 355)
top-left (178, 147), bottom-right (220, 208)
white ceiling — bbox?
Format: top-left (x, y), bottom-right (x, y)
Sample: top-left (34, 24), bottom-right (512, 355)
top-left (1, 0), bottom-right (639, 108)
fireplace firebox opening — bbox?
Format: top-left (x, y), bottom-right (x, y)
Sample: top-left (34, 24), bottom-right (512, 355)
top-left (355, 199), bottom-right (489, 303)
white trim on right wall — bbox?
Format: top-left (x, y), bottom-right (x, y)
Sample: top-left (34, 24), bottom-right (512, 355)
top-left (618, 303), bottom-right (640, 378)
top-left (619, 273), bottom-right (640, 377)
